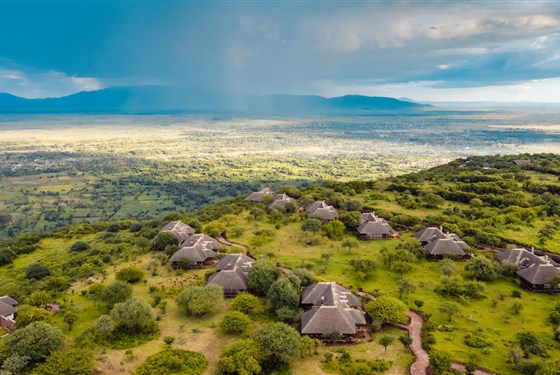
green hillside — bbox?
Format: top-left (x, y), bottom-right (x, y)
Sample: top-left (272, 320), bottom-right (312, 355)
top-left (0, 153), bottom-right (559, 375)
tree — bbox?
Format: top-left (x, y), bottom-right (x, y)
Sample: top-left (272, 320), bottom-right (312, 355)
top-left (397, 279), bottom-right (416, 299)
top-left (339, 212), bottom-right (362, 229)
top-left (87, 283), bottom-right (107, 306)
top-left (268, 275), bottom-right (301, 311)
top-left (414, 300), bottom-right (424, 310)
top-left (508, 347), bottom-right (523, 365)
top-left (341, 199), bottom-right (363, 212)
top-left (152, 231), bottom-right (179, 251)
top-left (516, 331), bottom-right (545, 356)
top-left (439, 259), bottom-right (457, 277)
top-left (423, 193), bottom-right (445, 208)
top-left (4, 322), bottom-right (64, 366)
top-left (94, 314), bottom-right (114, 339)
top-left (365, 296), bottom-right (408, 324)
top-left (220, 311), bottom-right (252, 334)
top-left (301, 219), bottom-right (322, 233)
top-left (115, 266), bottom-right (144, 283)
top-left (231, 293), bottom-right (260, 314)
top-left (429, 350), bottom-right (451, 374)
top-left (101, 281), bottom-right (132, 308)
top-left (218, 339), bottom-right (263, 375)
top-left (248, 261), bottom-right (281, 295)
top-left (341, 238), bottom-right (359, 254)
top-left (176, 284), bottom-right (223, 316)
top-left (63, 310), bottom-right (78, 331)
top-left (15, 305), bottom-right (52, 328)
top-left (25, 290), bottom-right (51, 307)
top-left (110, 298), bottom-right (155, 335)
top-left (379, 335), bottom-right (395, 354)
top-left (512, 301), bottom-right (523, 315)
top-left (538, 223), bottom-right (558, 245)
top-left (0, 249), bottom-right (16, 266)
top-left (34, 348), bottom-right (94, 375)
top-left (69, 241), bottom-right (90, 252)
top-left (25, 262), bottom-right (51, 280)
top-left (252, 323), bottom-right (301, 363)
top-left (300, 336), bottom-right (321, 357)
top-left (322, 220), bottom-right (345, 240)
top-left (465, 257), bottom-right (502, 281)
top-left (439, 301), bottom-right (460, 322)
top-left (349, 258), bottom-right (377, 280)
top-left (275, 306), bottom-right (300, 323)
top-left (292, 268), bottom-right (316, 287)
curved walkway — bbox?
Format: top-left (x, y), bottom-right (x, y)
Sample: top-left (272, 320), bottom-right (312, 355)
top-left (216, 231), bottom-right (249, 250)
top-left (394, 311), bottom-right (493, 375)
top-left (405, 311), bottom-right (430, 375)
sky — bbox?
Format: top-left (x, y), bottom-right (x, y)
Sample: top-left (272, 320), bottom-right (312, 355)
top-left (1, 1), bottom-right (560, 102)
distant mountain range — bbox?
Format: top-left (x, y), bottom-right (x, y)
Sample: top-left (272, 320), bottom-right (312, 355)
top-left (0, 86), bottom-right (430, 114)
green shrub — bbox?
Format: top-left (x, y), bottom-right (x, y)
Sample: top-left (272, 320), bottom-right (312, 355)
top-left (464, 332), bottom-right (491, 348)
top-left (134, 349), bottom-right (207, 375)
top-left (70, 241), bottom-right (91, 252)
top-left (116, 266), bottom-right (144, 283)
top-left (220, 311), bottom-right (252, 334)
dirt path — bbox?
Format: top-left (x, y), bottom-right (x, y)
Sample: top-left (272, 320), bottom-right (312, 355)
top-left (451, 363), bottom-right (494, 375)
top-left (405, 311), bottom-right (430, 375)
top-left (359, 289), bottom-right (493, 375)
top-left (216, 231), bottom-right (249, 250)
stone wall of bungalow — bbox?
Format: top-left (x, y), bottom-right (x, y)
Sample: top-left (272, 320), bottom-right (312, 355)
top-left (0, 315), bottom-right (15, 332)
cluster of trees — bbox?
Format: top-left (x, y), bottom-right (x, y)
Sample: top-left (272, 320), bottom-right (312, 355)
top-left (218, 322), bottom-right (312, 375)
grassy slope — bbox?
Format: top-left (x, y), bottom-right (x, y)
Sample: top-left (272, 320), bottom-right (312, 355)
top-left (2, 155), bottom-right (560, 374)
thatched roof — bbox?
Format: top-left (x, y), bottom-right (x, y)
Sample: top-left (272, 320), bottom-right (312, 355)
top-left (425, 238), bottom-right (467, 256)
top-left (208, 268), bottom-right (249, 290)
top-left (497, 248), bottom-right (560, 286)
top-left (306, 201), bottom-right (338, 221)
top-left (245, 187), bottom-right (276, 202)
top-left (0, 296), bottom-right (18, 307)
top-left (208, 253), bottom-right (255, 291)
top-left (497, 248), bottom-right (557, 267)
top-left (170, 247), bottom-right (216, 263)
top-left (0, 301), bottom-right (15, 317)
top-left (301, 305), bottom-right (362, 335)
top-left (182, 234), bottom-right (220, 250)
top-left (413, 227), bottom-right (447, 243)
top-left (302, 282), bottom-right (361, 308)
top-left (160, 221), bottom-right (195, 244)
top-left (356, 212), bottom-right (395, 236)
top-left (268, 193), bottom-right (295, 209)
top-left (513, 159), bottom-right (531, 166)
top-left (517, 263), bottom-right (560, 286)
top-left (215, 253), bottom-right (255, 271)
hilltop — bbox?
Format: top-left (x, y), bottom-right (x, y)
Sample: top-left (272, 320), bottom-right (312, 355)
top-left (0, 154), bottom-right (559, 374)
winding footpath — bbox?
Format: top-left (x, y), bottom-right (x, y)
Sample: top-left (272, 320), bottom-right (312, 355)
top-left (405, 311), bottom-right (430, 375)
top-left (397, 311), bottom-right (494, 375)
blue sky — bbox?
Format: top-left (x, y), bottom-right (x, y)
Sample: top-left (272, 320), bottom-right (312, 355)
top-left (1, 1), bottom-right (560, 101)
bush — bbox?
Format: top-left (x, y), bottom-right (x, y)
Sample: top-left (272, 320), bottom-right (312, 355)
top-left (134, 349), bottom-right (207, 375)
top-left (25, 262), bottom-right (51, 280)
top-left (70, 241), bottom-right (91, 252)
top-left (220, 312), bottom-right (252, 334)
top-left (464, 332), bottom-right (491, 348)
top-left (176, 285), bottom-right (223, 316)
top-left (116, 266), bottom-right (144, 283)
top-left (231, 293), bottom-right (260, 314)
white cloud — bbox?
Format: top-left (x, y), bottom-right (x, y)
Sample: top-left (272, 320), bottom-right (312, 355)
top-left (0, 67), bottom-right (102, 98)
top-left (315, 78), bottom-right (560, 103)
